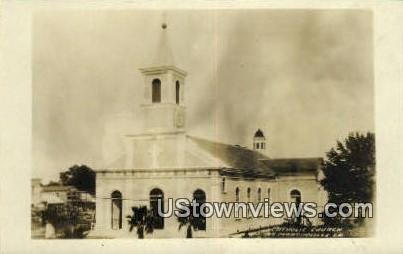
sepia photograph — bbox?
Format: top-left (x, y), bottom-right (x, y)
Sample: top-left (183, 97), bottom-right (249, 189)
top-left (29, 9), bottom-right (377, 239)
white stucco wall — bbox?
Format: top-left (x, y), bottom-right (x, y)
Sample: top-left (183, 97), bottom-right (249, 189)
top-left (94, 169), bottom-right (222, 238)
top-left (93, 168), bottom-right (327, 238)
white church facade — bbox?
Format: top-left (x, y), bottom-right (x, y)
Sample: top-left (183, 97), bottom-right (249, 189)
top-left (92, 23), bottom-right (327, 238)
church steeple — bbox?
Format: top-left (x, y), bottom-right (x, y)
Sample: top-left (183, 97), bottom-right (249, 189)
top-left (139, 19), bottom-right (187, 134)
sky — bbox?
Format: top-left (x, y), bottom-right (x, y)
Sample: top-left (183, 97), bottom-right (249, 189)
top-left (32, 10), bottom-right (374, 182)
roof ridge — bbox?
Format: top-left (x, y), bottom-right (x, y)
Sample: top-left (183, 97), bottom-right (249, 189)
top-left (266, 157), bottom-right (323, 161)
top-left (187, 135), bottom-right (250, 150)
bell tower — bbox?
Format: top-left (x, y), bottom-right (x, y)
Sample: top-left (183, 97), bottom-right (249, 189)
top-left (253, 129), bottom-right (266, 152)
top-left (139, 22), bottom-right (187, 134)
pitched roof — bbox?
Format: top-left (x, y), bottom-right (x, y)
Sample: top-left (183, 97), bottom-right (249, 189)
top-left (189, 136), bottom-right (265, 169)
top-left (189, 137), bottom-right (274, 178)
top-left (260, 157), bottom-right (323, 175)
top-left (189, 137), bottom-right (322, 178)
top-left (102, 135), bottom-right (321, 179)
top-left (188, 136), bottom-right (275, 178)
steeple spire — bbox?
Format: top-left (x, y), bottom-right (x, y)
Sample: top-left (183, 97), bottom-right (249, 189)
top-left (152, 14), bottom-right (175, 67)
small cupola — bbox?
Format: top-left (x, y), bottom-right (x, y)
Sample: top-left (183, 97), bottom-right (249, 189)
top-left (253, 129), bottom-right (266, 151)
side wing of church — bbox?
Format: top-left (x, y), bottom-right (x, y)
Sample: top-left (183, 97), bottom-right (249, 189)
top-left (92, 22), bottom-right (327, 238)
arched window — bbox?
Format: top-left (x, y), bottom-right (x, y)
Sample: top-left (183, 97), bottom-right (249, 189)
top-left (193, 189), bottom-right (206, 230)
top-left (235, 187), bottom-right (240, 202)
top-left (256, 143), bottom-right (260, 149)
top-left (175, 81), bottom-right (180, 104)
top-left (221, 177), bottom-right (226, 193)
top-left (111, 190), bottom-right (122, 230)
top-left (247, 187), bottom-right (251, 202)
top-left (152, 79), bottom-right (161, 103)
top-left (150, 188), bottom-right (164, 229)
top-left (290, 189), bottom-right (302, 224)
top-left (290, 189), bottom-right (301, 204)
top-left (257, 188), bottom-right (262, 202)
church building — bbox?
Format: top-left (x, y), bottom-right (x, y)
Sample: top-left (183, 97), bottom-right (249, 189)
top-left (92, 22), bottom-right (327, 238)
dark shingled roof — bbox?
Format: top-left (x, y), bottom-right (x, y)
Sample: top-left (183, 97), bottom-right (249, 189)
top-left (189, 136), bottom-right (274, 178)
top-left (189, 136), bottom-right (322, 179)
top-left (254, 129), bottom-right (265, 138)
top-left (189, 136), bottom-right (265, 168)
top-left (261, 158), bottom-right (323, 175)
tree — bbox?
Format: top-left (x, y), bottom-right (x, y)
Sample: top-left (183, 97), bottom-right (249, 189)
top-left (60, 165), bottom-right (95, 195)
top-left (127, 206), bottom-right (154, 239)
top-left (320, 132), bottom-right (375, 226)
top-left (176, 204), bottom-right (198, 238)
top-left (41, 203), bottom-right (91, 238)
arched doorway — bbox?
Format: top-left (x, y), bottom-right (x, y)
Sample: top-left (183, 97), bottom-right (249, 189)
top-left (193, 189), bottom-right (206, 230)
top-left (150, 188), bottom-right (164, 229)
top-left (290, 189), bottom-right (301, 204)
top-left (290, 189), bottom-right (302, 224)
top-left (111, 190), bottom-right (122, 230)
